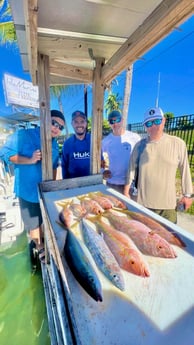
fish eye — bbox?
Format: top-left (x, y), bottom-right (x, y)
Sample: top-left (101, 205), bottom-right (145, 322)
top-left (113, 274), bottom-right (119, 282)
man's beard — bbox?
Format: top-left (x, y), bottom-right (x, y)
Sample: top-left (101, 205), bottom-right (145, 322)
top-left (75, 129), bottom-right (86, 136)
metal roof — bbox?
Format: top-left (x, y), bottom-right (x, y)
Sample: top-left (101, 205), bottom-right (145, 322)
top-left (0, 112), bottom-right (39, 125)
top-left (9, 0), bottom-right (194, 86)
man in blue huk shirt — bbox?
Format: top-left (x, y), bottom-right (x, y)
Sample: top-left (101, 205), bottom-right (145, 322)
top-left (61, 110), bottom-right (91, 178)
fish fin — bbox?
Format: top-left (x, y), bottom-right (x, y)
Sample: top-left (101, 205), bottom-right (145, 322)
top-left (56, 200), bottom-right (67, 207)
top-left (85, 214), bottom-right (102, 222)
top-left (56, 219), bottom-right (78, 231)
top-left (77, 194), bottom-right (88, 201)
top-left (56, 219), bottom-right (67, 230)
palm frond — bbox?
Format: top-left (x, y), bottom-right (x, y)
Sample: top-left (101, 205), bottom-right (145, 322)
top-left (0, 21), bottom-right (17, 45)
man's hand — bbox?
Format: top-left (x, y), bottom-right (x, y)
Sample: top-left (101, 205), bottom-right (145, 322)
top-left (123, 184), bottom-right (131, 198)
top-left (31, 149), bottom-right (42, 163)
top-left (103, 169), bottom-right (112, 180)
top-left (177, 196), bottom-right (193, 211)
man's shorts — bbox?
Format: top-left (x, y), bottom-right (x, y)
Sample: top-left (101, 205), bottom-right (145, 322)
top-left (18, 197), bottom-right (43, 232)
top-left (148, 208), bottom-right (177, 224)
top-left (106, 182), bottom-right (124, 194)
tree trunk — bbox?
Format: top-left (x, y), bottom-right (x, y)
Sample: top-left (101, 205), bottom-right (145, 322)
top-left (122, 65), bottom-right (133, 130)
top-left (58, 95), bottom-right (69, 139)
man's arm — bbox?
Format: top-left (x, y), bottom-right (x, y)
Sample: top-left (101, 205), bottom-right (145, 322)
top-left (178, 141), bottom-right (193, 210)
top-left (9, 150), bottom-right (42, 165)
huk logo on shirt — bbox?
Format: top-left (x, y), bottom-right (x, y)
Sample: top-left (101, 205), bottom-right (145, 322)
top-left (73, 151), bottom-right (90, 159)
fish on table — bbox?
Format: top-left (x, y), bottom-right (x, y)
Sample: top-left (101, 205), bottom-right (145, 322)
top-left (104, 211), bottom-right (177, 258)
top-left (58, 201), bottom-right (86, 228)
top-left (68, 202), bottom-right (87, 219)
top-left (88, 192), bottom-right (113, 210)
top-left (95, 218), bottom-right (150, 277)
top-left (122, 210), bottom-right (186, 247)
top-left (81, 218), bottom-right (125, 291)
top-left (64, 229), bottom-right (103, 302)
top-left (100, 193), bottom-right (127, 209)
top-left (80, 198), bottom-right (104, 215)
top-left (59, 204), bottom-right (74, 228)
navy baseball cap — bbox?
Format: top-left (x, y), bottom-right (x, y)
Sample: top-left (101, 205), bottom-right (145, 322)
top-left (108, 110), bottom-right (122, 122)
top-left (51, 109), bottom-right (65, 122)
top-left (72, 110), bottom-right (87, 120)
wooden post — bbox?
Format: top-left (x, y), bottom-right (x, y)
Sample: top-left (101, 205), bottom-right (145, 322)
top-left (38, 53), bottom-right (53, 181)
top-left (91, 58), bottom-right (105, 174)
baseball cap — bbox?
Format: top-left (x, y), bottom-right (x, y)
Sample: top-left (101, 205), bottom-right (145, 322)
top-left (108, 110), bottom-right (122, 122)
top-left (72, 110), bottom-right (87, 120)
top-left (143, 107), bottom-right (164, 125)
top-left (51, 109), bottom-right (65, 122)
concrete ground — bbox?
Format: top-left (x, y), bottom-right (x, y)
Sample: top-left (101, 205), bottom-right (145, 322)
top-left (177, 212), bottom-right (194, 235)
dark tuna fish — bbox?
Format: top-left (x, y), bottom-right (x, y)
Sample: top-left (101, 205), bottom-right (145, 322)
top-left (64, 229), bottom-right (103, 302)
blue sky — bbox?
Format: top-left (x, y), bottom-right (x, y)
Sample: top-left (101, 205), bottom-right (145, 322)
top-left (0, 14), bottom-right (193, 129)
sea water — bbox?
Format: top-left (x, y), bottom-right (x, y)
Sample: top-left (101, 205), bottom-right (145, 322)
top-left (0, 232), bottom-right (50, 345)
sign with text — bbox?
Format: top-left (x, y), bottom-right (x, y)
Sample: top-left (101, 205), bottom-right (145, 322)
top-left (3, 73), bottom-right (39, 108)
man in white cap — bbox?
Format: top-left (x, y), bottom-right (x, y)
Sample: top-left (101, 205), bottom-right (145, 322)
top-left (124, 107), bottom-right (193, 223)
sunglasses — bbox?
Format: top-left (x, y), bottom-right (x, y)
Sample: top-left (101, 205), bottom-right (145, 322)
top-left (51, 119), bottom-right (64, 131)
top-left (144, 118), bottom-right (162, 128)
top-left (109, 117), bottom-right (121, 125)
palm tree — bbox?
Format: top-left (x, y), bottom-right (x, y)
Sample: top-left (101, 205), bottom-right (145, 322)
top-left (122, 65), bottom-right (133, 129)
top-left (87, 116), bottom-right (111, 136)
top-left (0, 0), bottom-right (17, 46)
top-left (50, 85), bottom-right (70, 139)
top-left (50, 84), bottom-right (83, 139)
top-left (104, 92), bottom-right (122, 117)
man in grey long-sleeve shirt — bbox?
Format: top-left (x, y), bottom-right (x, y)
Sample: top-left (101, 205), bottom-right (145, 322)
top-left (124, 107), bottom-right (193, 223)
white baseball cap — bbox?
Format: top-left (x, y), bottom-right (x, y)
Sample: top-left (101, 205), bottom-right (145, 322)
top-left (143, 107), bottom-right (164, 125)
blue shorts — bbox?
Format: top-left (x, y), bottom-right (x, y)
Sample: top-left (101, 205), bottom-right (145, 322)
top-left (18, 197), bottom-right (43, 232)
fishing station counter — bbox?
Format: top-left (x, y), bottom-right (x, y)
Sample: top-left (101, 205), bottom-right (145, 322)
top-left (38, 175), bottom-right (194, 345)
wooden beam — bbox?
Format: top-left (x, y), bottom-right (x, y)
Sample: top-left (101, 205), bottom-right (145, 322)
top-left (91, 58), bottom-right (105, 174)
top-left (38, 53), bottom-right (53, 181)
top-left (50, 60), bottom-right (93, 83)
top-left (23, 0), bottom-right (38, 85)
top-left (102, 0), bottom-right (194, 84)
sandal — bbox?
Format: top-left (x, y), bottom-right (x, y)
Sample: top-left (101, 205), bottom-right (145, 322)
top-left (38, 247), bottom-right (45, 264)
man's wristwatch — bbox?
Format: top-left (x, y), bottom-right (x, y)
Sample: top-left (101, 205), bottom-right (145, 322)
top-left (184, 194), bottom-right (192, 198)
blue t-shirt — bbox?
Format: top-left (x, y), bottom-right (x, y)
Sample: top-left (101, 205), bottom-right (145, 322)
top-left (1, 127), bottom-right (59, 202)
top-left (61, 133), bottom-right (90, 178)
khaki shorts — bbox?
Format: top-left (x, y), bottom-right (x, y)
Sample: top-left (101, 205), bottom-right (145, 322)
top-left (148, 208), bottom-right (177, 224)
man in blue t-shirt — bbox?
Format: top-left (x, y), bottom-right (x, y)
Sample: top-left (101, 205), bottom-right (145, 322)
top-left (1, 110), bottom-right (65, 268)
top-left (61, 110), bottom-right (91, 178)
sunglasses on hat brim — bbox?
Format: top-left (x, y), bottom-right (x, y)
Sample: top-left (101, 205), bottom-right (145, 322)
top-left (109, 117), bottom-right (121, 125)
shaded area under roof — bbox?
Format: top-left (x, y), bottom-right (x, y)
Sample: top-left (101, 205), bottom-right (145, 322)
top-left (0, 112), bottom-right (40, 125)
